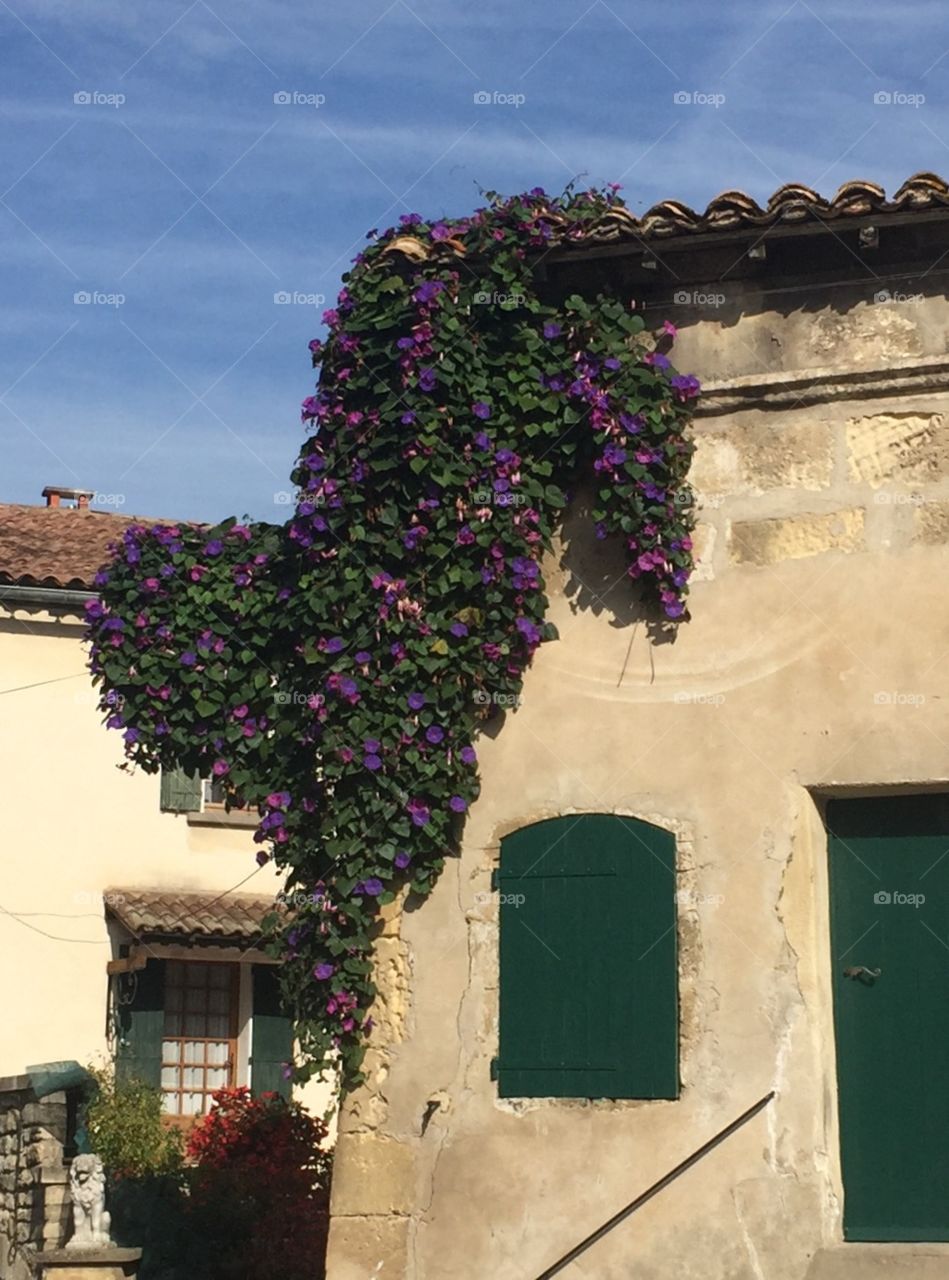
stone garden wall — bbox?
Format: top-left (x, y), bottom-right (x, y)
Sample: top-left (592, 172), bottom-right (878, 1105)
top-left (0, 1076), bottom-right (70, 1280)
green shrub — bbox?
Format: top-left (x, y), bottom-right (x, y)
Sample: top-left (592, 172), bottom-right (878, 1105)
top-left (84, 1064), bottom-right (183, 1179)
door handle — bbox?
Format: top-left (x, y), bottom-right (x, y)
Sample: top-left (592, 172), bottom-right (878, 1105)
top-left (842, 965), bottom-right (881, 981)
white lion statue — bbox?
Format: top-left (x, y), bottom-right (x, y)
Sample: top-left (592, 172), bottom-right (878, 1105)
top-left (66, 1153), bottom-right (113, 1250)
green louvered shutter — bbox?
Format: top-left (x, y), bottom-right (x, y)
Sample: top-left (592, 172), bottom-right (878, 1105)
top-left (251, 966), bottom-right (293, 1099)
top-left (115, 959), bottom-right (165, 1088)
top-left (497, 814), bottom-right (678, 1100)
top-left (159, 766), bottom-right (202, 813)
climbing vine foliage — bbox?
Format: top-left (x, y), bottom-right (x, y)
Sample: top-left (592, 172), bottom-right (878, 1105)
top-left (87, 187), bottom-right (700, 1090)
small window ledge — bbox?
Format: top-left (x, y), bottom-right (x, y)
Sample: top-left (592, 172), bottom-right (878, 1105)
top-left (186, 809), bottom-right (258, 829)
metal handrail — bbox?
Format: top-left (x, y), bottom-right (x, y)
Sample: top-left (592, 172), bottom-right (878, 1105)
top-left (531, 1091), bottom-right (776, 1280)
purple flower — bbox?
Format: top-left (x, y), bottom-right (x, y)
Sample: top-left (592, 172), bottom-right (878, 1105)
top-left (472, 401), bottom-right (491, 420)
top-left (543, 321), bottom-right (561, 339)
top-left (645, 351), bottom-right (670, 371)
top-left (401, 411), bottom-right (416, 425)
top-left (670, 373), bottom-right (701, 401)
top-left (414, 281), bottom-right (444, 304)
top-left (394, 851), bottom-right (411, 870)
top-left (360, 877), bottom-right (384, 897)
top-left (204, 539), bottom-right (223, 556)
top-left (449, 795), bottom-right (468, 813)
top-left (664, 599), bottom-right (685, 619)
top-left (314, 962), bottom-right (335, 980)
top-left (364, 738), bottom-right (381, 754)
top-left (460, 745), bottom-right (477, 765)
top-left (430, 222), bottom-right (451, 241)
top-left (324, 636), bottom-right (345, 654)
top-left (407, 692), bottom-right (425, 711)
top-left (425, 725), bottom-right (445, 744)
top-left (364, 754), bottom-right (382, 771)
top-left (355, 650), bottom-right (372, 664)
top-left (473, 431), bottom-right (491, 451)
top-left (603, 444), bottom-right (627, 467)
top-left (123, 727), bottom-right (140, 744)
top-left (419, 368), bottom-right (437, 392)
top-left (407, 799), bottom-right (431, 827)
top-left (181, 651), bottom-right (197, 666)
top-left (212, 760), bottom-right (229, 777)
top-left (450, 622), bottom-right (469, 638)
top-left (516, 616), bottom-right (542, 645)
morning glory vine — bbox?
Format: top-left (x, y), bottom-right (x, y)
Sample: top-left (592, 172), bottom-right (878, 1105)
top-left (86, 186), bottom-right (700, 1089)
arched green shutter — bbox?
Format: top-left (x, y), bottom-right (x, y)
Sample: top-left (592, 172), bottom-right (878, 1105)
top-left (251, 966), bottom-right (293, 1099)
top-left (115, 959), bottom-right (165, 1088)
top-left (497, 814), bottom-right (678, 1099)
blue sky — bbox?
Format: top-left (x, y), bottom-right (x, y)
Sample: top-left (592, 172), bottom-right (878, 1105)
top-left (1, 0), bottom-right (944, 521)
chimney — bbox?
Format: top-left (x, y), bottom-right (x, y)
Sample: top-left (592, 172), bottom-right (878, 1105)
top-left (42, 485), bottom-right (95, 510)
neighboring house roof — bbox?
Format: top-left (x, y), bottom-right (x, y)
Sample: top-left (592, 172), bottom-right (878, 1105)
top-left (0, 504), bottom-right (146, 591)
top-left (105, 888), bottom-right (277, 944)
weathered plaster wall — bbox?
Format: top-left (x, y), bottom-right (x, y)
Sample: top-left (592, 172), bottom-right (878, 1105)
top-left (325, 278), bottom-right (949, 1278)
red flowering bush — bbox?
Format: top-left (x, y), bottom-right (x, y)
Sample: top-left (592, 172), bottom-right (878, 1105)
top-left (184, 1087), bottom-right (331, 1280)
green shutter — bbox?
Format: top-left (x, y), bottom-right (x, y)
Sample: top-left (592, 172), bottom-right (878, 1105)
top-left (251, 966), bottom-right (293, 1099)
top-left (115, 959), bottom-right (165, 1088)
top-left (497, 814), bottom-right (678, 1100)
top-left (159, 766), bottom-right (202, 813)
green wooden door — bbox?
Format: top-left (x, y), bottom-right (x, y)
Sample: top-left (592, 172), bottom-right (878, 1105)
top-left (497, 813), bottom-right (678, 1099)
top-left (827, 795), bottom-right (949, 1241)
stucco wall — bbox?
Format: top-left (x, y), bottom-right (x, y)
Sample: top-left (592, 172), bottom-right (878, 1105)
top-left (0, 607), bottom-right (332, 1119)
top-left (325, 280), bottom-right (949, 1278)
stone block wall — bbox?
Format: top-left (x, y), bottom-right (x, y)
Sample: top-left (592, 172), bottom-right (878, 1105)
top-left (0, 1076), bottom-right (70, 1280)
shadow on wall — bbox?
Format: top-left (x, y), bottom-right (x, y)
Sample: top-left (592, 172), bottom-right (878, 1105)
top-left (558, 482), bottom-right (681, 649)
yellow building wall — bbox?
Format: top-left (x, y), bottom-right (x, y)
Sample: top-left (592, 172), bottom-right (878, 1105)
top-left (0, 604), bottom-right (334, 1121)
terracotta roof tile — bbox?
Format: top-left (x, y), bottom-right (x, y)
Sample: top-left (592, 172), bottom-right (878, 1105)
top-left (380, 173), bottom-right (949, 261)
top-left (0, 503), bottom-right (185, 591)
top-left (554, 173), bottom-right (949, 247)
top-left (105, 888), bottom-right (278, 943)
